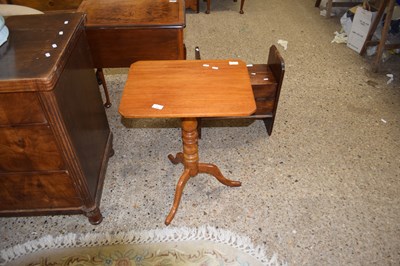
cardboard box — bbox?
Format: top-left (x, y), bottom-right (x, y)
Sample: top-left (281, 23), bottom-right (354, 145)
top-left (347, 6), bottom-right (377, 53)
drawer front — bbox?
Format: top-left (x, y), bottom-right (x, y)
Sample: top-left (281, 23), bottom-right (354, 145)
top-left (0, 126), bottom-right (65, 172)
top-left (0, 172), bottom-right (81, 210)
top-left (255, 100), bottom-right (274, 115)
top-left (252, 84), bottom-right (277, 99)
top-left (86, 28), bottom-right (185, 68)
top-left (0, 92), bottom-right (47, 126)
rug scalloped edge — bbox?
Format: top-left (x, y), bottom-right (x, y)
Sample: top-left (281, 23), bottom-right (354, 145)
top-left (0, 225), bottom-right (287, 266)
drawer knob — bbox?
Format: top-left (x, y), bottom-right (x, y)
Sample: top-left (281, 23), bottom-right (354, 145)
top-left (17, 138), bottom-right (26, 148)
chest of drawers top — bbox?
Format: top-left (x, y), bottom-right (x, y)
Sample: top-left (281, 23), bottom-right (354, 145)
top-left (0, 12), bottom-right (85, 92)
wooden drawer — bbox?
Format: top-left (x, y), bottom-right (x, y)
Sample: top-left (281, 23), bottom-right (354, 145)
top-left (252, 84), bottom-right (277, 99)
top-left (0, 125), bottom-right (65, 172)
top-left (0, 92), bottom-right (47, 126)
top-left (86, 28), bottom-right (185, 68)
top-left (254, 100), bottom-right (274, 115)
top-left (0, 172), bottom-right (81, 210)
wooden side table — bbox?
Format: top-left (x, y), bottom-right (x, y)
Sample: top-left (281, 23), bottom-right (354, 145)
top-left (0, 12), bottom-right (113, 224)
top-left (119, 60), bottom-right (256, 225)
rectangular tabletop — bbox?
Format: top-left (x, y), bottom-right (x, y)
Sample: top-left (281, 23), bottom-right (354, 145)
top-left (119, 60), bottom-right (256, 118)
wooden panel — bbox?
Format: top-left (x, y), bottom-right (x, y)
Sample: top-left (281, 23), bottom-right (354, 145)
top-left (86, 28), bottom-right (185, 68)
top-left (51, 31), bottom-right (110, 199)
top-left (9, 0), bottom-right (82, 11)
top-left (0, 92), bottom-right (47, 126)
top-left (78, 0), bottom-right (185, 27)
top-left (254, 100), bottom-right (274, 115)
top-left (0, 172), bottom-right (81, 210)
top-left (185, 0), bottom-right (199, 12)
top-left (252, 84), bottom-right (277, 99)
top-left (0, 126), bottom-right (65, 172)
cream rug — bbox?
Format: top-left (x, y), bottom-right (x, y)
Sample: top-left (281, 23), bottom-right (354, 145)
top-left (0, 226), bottom-right (286, 266)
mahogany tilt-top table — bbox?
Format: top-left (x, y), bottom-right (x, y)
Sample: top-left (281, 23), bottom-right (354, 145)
top-left (119, 60), bottom-right (256, 225)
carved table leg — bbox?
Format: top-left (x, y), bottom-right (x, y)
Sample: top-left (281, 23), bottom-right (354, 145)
top-left (239, 0), bottom-right (245, 14)
top-left (165, 118), bottom-right (241, 225)
top-left (198, 163), bottom-right (241, 187)
top-left (206, 0), bottom-right (211, 14)
top-left (168, 152), bottom-right (184, 165)
top-left (96, 68), bottom-right (112, 108)
top-left (165, 169), bottom-right (191, 225)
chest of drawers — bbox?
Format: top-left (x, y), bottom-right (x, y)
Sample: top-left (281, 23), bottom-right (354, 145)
top-left (0, 12), bottom-right (113, 224)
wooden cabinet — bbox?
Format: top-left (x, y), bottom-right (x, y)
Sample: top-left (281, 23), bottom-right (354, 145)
top-left (0, 12), bottom-right (113, 224)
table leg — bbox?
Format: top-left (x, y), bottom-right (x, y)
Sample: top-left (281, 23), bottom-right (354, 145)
top-left (206, 0), bottom-right (211, 14)
top-left (372, 0), bottom-right (396, 72)
top-left (96, 68), bottom-right (112, 108)
top-left (165, 118), bottom-right (241, 225)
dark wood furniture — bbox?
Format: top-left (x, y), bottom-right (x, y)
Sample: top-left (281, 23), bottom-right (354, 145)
top-left (197, 45), bottom-right (285, 137)
top-left (0, 12), bottom-right (113, 224)
top-left (186, 0), bottom-right (199, 12)
top-left (205, 0), bottom-right (245, 14)
top-left (315, 0), bottom-right (364, 17)
top-left (1, 0), bottom-right (82, 10)
top-left (77, 0), bottom-right (187, 107)
top-left (360, 0), bottom-right (400, 72)
top-left (119, 60), bottom-right (256, 225)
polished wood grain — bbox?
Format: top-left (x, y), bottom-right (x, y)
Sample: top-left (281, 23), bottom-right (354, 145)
top-left (78, 0), bottom-right (185, 27)
top-left (0, 93), bottom-right (47, 125)
top-left (0, 126), bottom-right (65, 172)
top-left (0, 172), bottom-right (81, 210)
top-left (77, 0), bottom-right (186, 65)
top-left (119, 60), bottom-right (256, 118)
top-left (119, 59), bottom-right (255, 225)
top-left (5, 0), bottom-right (82, 11)
top-left (185, 0), bottom-right (199, 12)
top-left (0, 13), bottom-right (113, 225)
top-left (0, 12), bottom-right (84, 92)
top-left (84, 28), bottom-right (185, 68)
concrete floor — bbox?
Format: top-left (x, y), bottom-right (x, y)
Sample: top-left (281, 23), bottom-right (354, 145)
top-left (1, 0), bottom-right (399, 265)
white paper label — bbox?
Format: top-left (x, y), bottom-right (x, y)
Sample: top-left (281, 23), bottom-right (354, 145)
top-left (152, 104), bottom-right (164, 110)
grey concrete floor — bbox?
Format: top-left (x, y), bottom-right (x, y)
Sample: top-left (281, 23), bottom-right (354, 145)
top-left (1, 0), bottom-right (399, 265)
